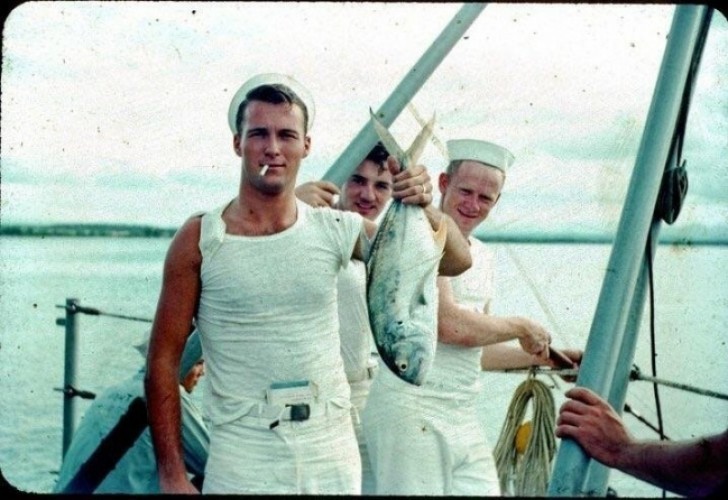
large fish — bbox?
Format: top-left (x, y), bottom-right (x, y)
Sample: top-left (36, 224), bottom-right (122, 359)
top-left (366, 111), bottom-right (446, 386)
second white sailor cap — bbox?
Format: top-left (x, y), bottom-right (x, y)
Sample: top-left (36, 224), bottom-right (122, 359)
top-left (446, 139), bottom-right (515, 172)
top-left (228, 73), bottom-right (315, 134)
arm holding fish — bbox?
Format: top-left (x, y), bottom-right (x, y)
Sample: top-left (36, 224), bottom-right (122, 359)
top-left (388, 156), bottom-right (472, 276)
top-left (145, 217), bottom-right (203, 494)
top-left (295, 180), bottom-right (340, 208)
top-left (350, 158), bottom-right (472, 276)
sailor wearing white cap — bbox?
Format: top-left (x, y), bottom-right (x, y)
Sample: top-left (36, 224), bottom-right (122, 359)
top-left (446, 138), bottom-right (515, 171)
top-left (145, 73), bottom-right (468, 495)
top-left (227, 72), bottom-right (316, 134)
top-left (363, 139), bottom-right (579, 495)
top-left (439, 138), bottom-right (514, 236)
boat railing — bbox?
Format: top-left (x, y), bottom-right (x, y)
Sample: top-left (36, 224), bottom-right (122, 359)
top-left (55, 298), bottom-right (152, 458)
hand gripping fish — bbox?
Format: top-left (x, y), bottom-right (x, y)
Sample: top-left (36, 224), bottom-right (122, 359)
top-left (366, 110), bottom-right (447, 386)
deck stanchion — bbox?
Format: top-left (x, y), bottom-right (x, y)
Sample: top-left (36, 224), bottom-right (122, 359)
top-left (56, 297), bottom-right (80, 458)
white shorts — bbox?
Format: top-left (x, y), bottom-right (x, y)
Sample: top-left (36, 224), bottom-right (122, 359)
top-left (362, 368), bottom-right (500, 496)
top-left (349, 377), bottom-right (374, 495)
top-left (203, 402), bottom-right (361, 494)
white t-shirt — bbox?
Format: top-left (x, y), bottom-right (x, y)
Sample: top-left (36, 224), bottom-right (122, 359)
top-left (419, 237), bottom-right (495, 399)
top-left (337, 260), bottom-right (375, 380)
top-left (196, 199), bottom-right (364, 426)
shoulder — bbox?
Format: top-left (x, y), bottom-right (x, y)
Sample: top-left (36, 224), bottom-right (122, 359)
top-left (299, 200), bottom-right (362, 227)
top-left (169, 214), bottom-right (203, 244)
top-left (165, 215), bottom-right (204, 269)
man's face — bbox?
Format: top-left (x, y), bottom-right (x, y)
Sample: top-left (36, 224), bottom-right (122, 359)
top-left (438, 160), bottom-right (505, 237)
top-left (182, 360), bottom-right (205, 394)
top-left (339, 159), bottom-right (393, 220)
top-left (233, 100), bottom-right (311, 194)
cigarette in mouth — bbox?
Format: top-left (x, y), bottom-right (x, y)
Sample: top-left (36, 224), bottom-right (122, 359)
top-left (260, 164), bottom-right (269, 176)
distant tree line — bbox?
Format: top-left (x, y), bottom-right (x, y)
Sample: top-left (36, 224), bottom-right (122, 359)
top-left (1, 223), bottom-right (724, 245)
top-left (0, 223), bottom-right (178, 238)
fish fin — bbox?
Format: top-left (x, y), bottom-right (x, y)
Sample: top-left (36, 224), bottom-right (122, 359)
top-left (369, 109), bottom-right (406, 161)
top-left (407, 104), bottom-right (448, 159)
top-left (405, 113), bottom-right (435, 166)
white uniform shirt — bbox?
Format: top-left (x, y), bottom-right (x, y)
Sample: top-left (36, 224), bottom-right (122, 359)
top-left (418, 237), bottom-right (495, 399)
top-left (197, 199), bottom-right (364, 425)
top-left (337, 260), bottom-right (376, 383)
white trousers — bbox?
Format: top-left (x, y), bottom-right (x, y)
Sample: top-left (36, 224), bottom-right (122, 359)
top-left (203, 404), bottom-right (361, 494)
top-left (350, 378), bottom-right (375, 495)
top-left (362, 370), bottom-right (501, 496)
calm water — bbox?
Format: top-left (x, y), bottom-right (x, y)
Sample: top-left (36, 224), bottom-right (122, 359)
top-left (1, 236), bottom-right (726, 495)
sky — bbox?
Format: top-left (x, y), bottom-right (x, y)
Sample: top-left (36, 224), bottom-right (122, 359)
top-left (1, 2), bottom-right (726, 238)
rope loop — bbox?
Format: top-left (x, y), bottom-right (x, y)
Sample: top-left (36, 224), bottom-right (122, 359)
top-left (493, 375), bottom-right (556, 496)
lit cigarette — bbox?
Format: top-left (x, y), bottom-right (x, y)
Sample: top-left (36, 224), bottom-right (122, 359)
top-left (260, 164), bottom-right (269, 176)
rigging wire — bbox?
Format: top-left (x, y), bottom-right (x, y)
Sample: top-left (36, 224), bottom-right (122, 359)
top-left (56, 303), bottom-right (153, 323)
top-left (646, 232), bottom-right (666, 442)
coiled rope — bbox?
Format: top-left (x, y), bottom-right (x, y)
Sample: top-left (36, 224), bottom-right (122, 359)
top-left (493, 372), bottom-right (556, 496)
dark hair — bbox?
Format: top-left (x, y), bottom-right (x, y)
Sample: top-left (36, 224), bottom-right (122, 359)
top-left (235, 83), bottom-right (309, 134)
top-left (365, 142), bottom-right (390, 168)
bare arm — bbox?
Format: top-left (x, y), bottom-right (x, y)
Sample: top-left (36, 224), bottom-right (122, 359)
top-left (480, 342), bottom-right (581, 371)
top-left (352, 158), bottom-right (472, 275)
top-left (145, 217), bottom-right (203, 494)
top-left (436, 277), bottom-right (550, 355)
top-left (556, 387), bottom-right (728, 497)
top-left (295, 180), bottom-right (340, 208)
top-left (422, 205), bottom-right (471, 276)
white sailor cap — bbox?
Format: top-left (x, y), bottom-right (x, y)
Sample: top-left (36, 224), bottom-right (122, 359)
top-left (446, 139), bottom-right (515, 172)
top-left (227, 73), bottom-right (315, 134)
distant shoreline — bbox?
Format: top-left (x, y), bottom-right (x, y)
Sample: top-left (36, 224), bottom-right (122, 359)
top-left (1, 223), bottom-right (726, 246)
top-left (0, 223), bottom-right (177, 238)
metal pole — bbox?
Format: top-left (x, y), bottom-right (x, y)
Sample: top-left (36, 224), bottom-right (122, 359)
top-left (583, 231), bottom-right (657, 494)
top-left (321, 2), bottom-right (487, 186)
top-left (58, 297), bottom-right (80, 457)
top-left (548, 5), bottom-right (713, 495)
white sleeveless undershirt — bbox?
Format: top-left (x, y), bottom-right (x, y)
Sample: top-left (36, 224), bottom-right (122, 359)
top-left (196, 199), bottom-right (364, 426)
top-left (420, 237), bottom-right (495, 399)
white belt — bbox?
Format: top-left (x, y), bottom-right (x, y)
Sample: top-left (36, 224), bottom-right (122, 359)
top-left (246, 402), bottom-right (328, 429)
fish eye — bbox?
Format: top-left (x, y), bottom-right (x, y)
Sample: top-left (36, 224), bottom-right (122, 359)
top-left (398, 361), bottom-right (408, 372)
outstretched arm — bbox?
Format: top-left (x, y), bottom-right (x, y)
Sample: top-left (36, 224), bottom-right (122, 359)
top-left (145, 217), bottom-right (203, 494)
top-left (556, 386), bottom-right (728, 497)
top-left (436, 277), bottom-right (551, 356)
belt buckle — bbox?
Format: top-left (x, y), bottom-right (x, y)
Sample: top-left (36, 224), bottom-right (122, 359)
top-left (288, 403), bottom-right (310, 421)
